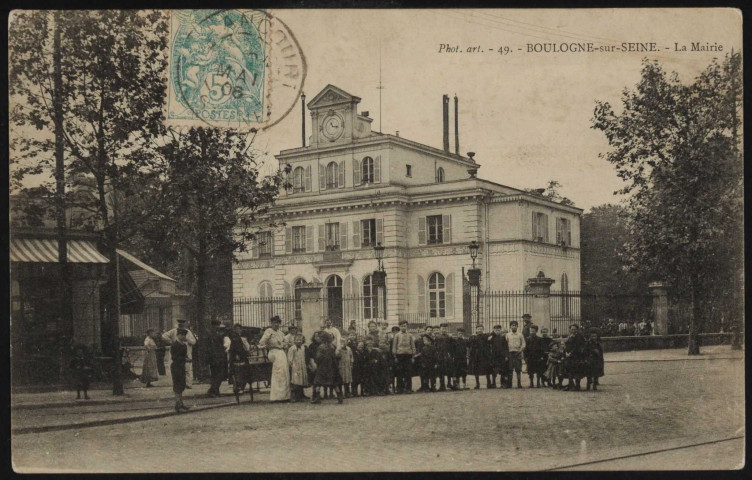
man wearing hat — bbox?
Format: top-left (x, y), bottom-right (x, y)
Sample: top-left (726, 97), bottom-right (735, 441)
top-left (206, 319), bottom-right (228, 397)
top-left (392, 320), bottom-right (415, 394)
top-left (162, 319), bottom-right (197, 389)
top-left (258, 316), bottom-right (291, 401)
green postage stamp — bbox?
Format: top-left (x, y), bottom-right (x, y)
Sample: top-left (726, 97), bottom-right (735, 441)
top-left (166, 10), bottom-right (305, 130)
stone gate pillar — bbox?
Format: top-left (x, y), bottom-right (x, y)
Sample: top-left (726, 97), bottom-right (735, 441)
top-left (649, 281), bottom-right (670, 335)
top-left (527, 271), bottom-right (555, 333)
top-left (298, 282), bottom-right (323, 345)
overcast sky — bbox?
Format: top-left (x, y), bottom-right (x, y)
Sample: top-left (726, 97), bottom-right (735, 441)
top-left (250, 8), bottom-right (742, 211)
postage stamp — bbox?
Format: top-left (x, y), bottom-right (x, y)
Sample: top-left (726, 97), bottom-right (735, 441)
top-left (166, 10), bottom-right (305, 131)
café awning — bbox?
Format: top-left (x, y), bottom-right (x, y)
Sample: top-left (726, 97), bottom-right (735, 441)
top-left (10, 238), bottom-right (109, 264)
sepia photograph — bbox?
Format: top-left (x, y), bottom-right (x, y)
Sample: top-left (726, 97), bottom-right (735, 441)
top-left (8, 7), bottom-right (745, 472)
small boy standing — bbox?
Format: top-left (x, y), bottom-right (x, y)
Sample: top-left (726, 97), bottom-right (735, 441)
top-left (352, 341), bottom-right (367, 396)
top-left (505, 321), bottom-right (526, 388)
top-left (545, 342), bottom-right (564, 389)
top-left (452, 328), bottom-right (469, 389)
top-left (585, 328), bottom-right (605, 391)
top-left (417, 334), bottom-right (438, 392)
top-left (487, 325), bottom-right (508, 389)
top-left (170, 328), bottom-right (190, 412)
top-left (69, 346), bottom-right (92, 400)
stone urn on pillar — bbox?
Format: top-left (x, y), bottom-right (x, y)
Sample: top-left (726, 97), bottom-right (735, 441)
top-left (297, 281), bottom-right (323, 345)
top-left (526, 271), bottom-right (555, 334)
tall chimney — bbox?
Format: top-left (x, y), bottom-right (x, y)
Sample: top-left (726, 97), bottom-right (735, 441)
top-left (301, 92), bottom-right (306, 147)
top-left (442, 94), bottom-right (450, 152)
top-left (454, 94), bottom-right (459, 155)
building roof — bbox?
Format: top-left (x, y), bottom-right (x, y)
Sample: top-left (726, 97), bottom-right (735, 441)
top-left (10, 238), bottom-right (109, 263)
top-left (116, 249), bottom-right (176, 282)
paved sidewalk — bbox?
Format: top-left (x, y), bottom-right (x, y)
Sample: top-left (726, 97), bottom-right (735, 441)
top-left (10, 346), bottom-right (743, 434)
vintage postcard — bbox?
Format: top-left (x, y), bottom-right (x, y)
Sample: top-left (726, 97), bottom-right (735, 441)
top-left (9, 8), bottom-right (744, 473)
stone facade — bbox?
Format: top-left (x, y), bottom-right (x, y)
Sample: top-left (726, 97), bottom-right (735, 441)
top-left (233, 85), bottom-right (582, 326)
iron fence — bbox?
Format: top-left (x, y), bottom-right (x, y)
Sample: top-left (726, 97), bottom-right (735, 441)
top-left (478, 290), bottom-right (533, 332)
top-left (119, 304), bottom-right (173, 338)
top-left (233, 296), bottom-right (296, 328)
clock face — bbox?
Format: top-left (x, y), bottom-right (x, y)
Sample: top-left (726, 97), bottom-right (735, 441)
top-left (321, 113), bottom-right (344, 141)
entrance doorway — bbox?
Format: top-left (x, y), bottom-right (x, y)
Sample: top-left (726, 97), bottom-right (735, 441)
top-left (326, 275), bottom-right (343, 329)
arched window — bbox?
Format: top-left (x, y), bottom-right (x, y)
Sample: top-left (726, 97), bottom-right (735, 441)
top-left (428, 272), bottom-right (446, 318)
top-left (294, 278), bottom-right (306, 323)
top-left (362, 274), bottom-right (380, 319)
top-left (436, 167), bottom-right (445, 183)
top-left (292, 166), bottom-right (305, 193)
top-left (259, 281), bottom-right (274, 323)
top-left (326, 275), bottom-right (344, 329)
top-left (362, 156), bottom-right (374, 183)
top-left (326, 161), bottom-right (339, 189)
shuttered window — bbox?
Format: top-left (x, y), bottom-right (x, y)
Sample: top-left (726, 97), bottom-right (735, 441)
top-left (556, 217), bottom-right (571, 246)
top-left (427, 215), bottom-right (443, 244)
top-left (428, 272), bottom-right (446, 318)
top-left (292, 167), bottom-right (305, 193)
top-left (532, 212), bottom-right (549, 243)
top-left (257, 232), bottom-right (273, 258)
top-left (292, 226), bottom-right (306, 252)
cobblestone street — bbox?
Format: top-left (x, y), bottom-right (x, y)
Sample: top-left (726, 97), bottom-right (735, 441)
top-left (12, 348), bottom-right (745, 472)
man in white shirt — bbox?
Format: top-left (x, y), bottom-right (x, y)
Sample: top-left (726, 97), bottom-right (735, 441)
top-left (322, 318), bottom-right (341, 351)
top-left (505, 320), bottom-right (526, 388)
top-left (163, 319), bottom-right (197, 388)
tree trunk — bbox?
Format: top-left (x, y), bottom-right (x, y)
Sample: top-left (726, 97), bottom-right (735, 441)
top-left (52, 11), bottom-right (75, 381)
top-left (687, 281), bottom-right (702, 355)
top-left (193, 128), bottom-right (209, 382)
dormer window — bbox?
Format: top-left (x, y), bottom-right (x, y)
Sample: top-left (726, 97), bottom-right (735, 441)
top-left (436, 167), bottom-right (445, 183)
top-left (362, 157), bottom-right (374, 183)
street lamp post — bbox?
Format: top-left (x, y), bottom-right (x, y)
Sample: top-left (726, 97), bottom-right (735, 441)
top-left (467, 241), bottom-right (481, 329)
top-left (372, 242), bottom-right (387, 322)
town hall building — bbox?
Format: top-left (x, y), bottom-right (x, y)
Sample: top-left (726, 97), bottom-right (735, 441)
top-left (232, 85), bottom-right (582, 329)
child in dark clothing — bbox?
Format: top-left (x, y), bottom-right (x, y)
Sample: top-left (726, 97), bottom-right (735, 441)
top-left (585, 329), bottom-right (605, 391)
top-left (312, 332), bottom-right (343, 404)
top-left (417, 334), bottom-right (438, 392)
top-left (69, 346), bottom-right (92, 400)
top-left (366, 339), bottom-right (384, 396)
top-left (351, 341), bottom-right (368, 396)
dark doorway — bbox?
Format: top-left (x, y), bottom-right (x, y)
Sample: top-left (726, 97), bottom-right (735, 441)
top-left (326, 275), bottom-right (343, 329)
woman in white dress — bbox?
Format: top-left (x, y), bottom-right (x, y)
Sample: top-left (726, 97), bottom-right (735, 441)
top-left (258, 316), bottom-right (290, 401)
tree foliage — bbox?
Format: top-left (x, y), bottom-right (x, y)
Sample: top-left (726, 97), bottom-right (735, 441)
top-left (592, 53), bottom-right (743, 352)
top-left (525, 179), bottom-right (575, 206)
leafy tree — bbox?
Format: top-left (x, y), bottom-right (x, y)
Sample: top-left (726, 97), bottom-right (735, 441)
top-left (125, 126), bottom-right (290, 378)
top-left (592, 53), bottom-right (743, 354)
top-left (525, 180), bottom-right (575, 206)
top-left (580, 204), bottom-right (648, 296)
top-left (9, 10), bottom-right (169, 393)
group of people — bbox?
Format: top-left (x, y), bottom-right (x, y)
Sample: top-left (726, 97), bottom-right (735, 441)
top-left (190, 313), bottom-right (605, 409)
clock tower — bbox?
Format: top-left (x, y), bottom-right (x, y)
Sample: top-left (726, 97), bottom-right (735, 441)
top-left (307, 84), bottom-right (372, 148)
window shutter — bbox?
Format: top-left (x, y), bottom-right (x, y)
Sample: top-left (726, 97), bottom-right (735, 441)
top-left (318, 224), bottom-right (326, 251)
top-left (306, 226), bottom-right (314, 252)
top-left (567, 221), bottom-right (572, 246)
top-left (285, 227), bottom-right (293, 254)
top-left (556, 218), bottom-right (562, 244)
top-left (417, 275), bottom-right (426, 314)
top-left (532, 212), bottom-right (538, 240)
top-left (353, 159), bottom-right (362, 186)
top-left (251, 238), bottom-right (258, 259)
top-left (340, 222), bottom-right (348, 250)
top-left (375, 218), bottom-right (383, 245)
top-left (418, 216), bottom-right (426, 245)
top-left (352, 220), bottom-right (360, 248)
top-left (442, 214), bottom-right (451, 244)
top-left (283, 280), bottom-right (291, 298)
top-left (305, 165), bottom-right (312, 192)
top-left (543, 214), bottom-right (549, 243)
top-left (446, 273), bottom-right (455, 318)
top-left (374, 156), bottom-right (381, 183)
top-left (338, 160), bottom-right (346, 188)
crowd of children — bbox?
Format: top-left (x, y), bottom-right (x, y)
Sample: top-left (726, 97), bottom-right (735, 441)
top-left (280, 316), bottom-right (604, 405)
